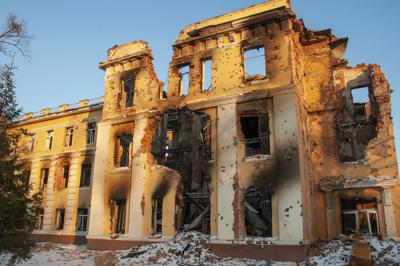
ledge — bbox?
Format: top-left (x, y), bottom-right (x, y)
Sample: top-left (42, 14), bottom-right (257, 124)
top-left (245, 154), bottom-right (273, 162)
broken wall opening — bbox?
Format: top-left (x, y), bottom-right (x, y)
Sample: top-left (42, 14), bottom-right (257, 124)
top-left (341, 197), bottom-right (379, 236)
top-left (110, 198), bottom-right (126, 234)
top-left (351, 87), bottom-right (371, 121)
top-left (151, 108), bottom-right (211, 235)
top-left (337, 84), bottom-right (377, 162)
top-left (245, 186), bottom-right (272, 237)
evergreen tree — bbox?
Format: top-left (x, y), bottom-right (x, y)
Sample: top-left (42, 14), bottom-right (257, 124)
top-left (0, 14), bottom-right (42, 265)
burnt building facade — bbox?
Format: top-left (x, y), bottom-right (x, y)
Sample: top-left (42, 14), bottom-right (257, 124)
top-left (13, 0), bottom-right (399, 261)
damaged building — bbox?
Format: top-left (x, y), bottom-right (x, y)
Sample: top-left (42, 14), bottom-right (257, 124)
top-left (11, 0), bottom-right (399, 261)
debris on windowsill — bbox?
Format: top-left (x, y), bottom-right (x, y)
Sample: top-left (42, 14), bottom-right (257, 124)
top-left (245, 154), bottom-right (273, 162)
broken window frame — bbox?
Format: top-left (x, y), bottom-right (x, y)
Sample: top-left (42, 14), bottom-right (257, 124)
top-left (240, 112), bottom-right (270, 157)
top-left (55, 208), bottom-right (65, 230)
top-left (87, 122), bottom-right (96, 145)
top-left (40, 168), bottom-right (49, 191)
top-left (244, 186), bottom-right (273, 237)
top-left (201, 57), bottom-right (212, 91)
top-left (79, 164), bottom-right (91, 187)
top-left (121, 76), bottom-right (135, 108)
top-left (115, 134), bottom-right (132, 168)
top-left (178, 64), bottom-right (190, 96)
top-left (76, 208), bottom-right (88, 232)
top-left (243, 45), bottom-right (267, 81)
top-left (341, 198), bottom-right (380, 236)
top-left (46, 130), bottom-right (53, 150)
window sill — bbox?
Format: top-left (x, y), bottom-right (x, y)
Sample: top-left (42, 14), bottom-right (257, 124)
top-left (242, 77), bottom-right (269, 86)
top-left (79, 186), bottom-right (91, 190)
top-left (245, 154), bottom-right (273, 162)
top-left (111, 166), bottom-right (130, 174)
top-left (342, 159), bottom-right (367, 166)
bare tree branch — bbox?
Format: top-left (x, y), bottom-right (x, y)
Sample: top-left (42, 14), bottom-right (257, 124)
top-left (0, 14), bottom-right (32, 60)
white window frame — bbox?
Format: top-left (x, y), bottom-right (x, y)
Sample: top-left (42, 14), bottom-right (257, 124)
top-left (55, 209), bottom-right (65, 230)
top-left (30, 134), bottom-right (35, 152)
top-left (64, 127), bottom-right (74, 147)
top-left (46, 130), bottom-right (53, 150)
top-left (76, 208), bottom-right (88, 232)
top-left (87, 122), bottom-right (96, 145)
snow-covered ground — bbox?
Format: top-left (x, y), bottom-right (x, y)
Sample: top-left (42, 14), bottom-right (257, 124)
top-left (0, 232), bottom-right (289, 266)
top-left (1, 233), bottom-right (399, 265)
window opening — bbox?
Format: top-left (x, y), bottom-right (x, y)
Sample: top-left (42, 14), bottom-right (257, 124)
top-left (114, 199), bottom-right (126, 234)
top-left (178, 64), bottom-right (190, 96)
top-left (152, 197), bottom-right (163, 235)
top-left (64, 127), bottom-right (74, 147)
top-left (22, 169), bottom-right (30, 190)
top-left (37, 209), bottom-right (44, 230)
top-left (46, 130), bottom-right (53, 150)
top-left (244, 46), bottom-right (266, 81)
top-left (40, 168), bottom-right (49, 190)
top-left (30, 134), bottom-right (35, 152)
top-left (245, 186), bottom-right (272, 237)
top-left (87, 122), bottom-right (96, 144)
top-left (77, 208), bottom-right (88, 232)
top-left (55, 209), bottom-right (65, 230)
top-left (202, 58), bottom-right (212, 91)
top-left (80, 164), bottom-right (91, 187)
top-left (341, 198), bottom-right (379, 236)
top-left (116, 134), bottom-right (132, 167)
top-left (63, 165), bottom-right (69, 188)
top-left (351, 87), bottom-right (370, 121)
top-left (240, 113), bottom-right (270, 156)
top-left (123, 77), bottom-right (135, 107)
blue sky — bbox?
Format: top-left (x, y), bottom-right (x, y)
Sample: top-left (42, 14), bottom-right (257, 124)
top-left (1, 0), bottom-right (399, 163)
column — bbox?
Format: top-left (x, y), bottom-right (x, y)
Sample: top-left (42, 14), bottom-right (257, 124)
top-left (88, 123), bottom-right (111, 237)
top-left (382, 188), bottom-right (397, 237)
top-left (42, 157), bottom-right (58, 231)
top-left (63, 154), bottom-right (81, 233)
top-left (128, 116), bottom-right (148, 238)
top-left (29, 159), bottom-right (40, 194)
top-left (217, 103), bottom-right (237, 240)
top-left (274, 92), bottom-right (304, 241)
top-left (325, 191), bottom-right (337, 239)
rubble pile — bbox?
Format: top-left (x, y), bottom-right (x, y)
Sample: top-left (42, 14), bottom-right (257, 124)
top-left (302, 236), bottom-right (400, 266)
top-left (118, 231), bottom-right (270, 265)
